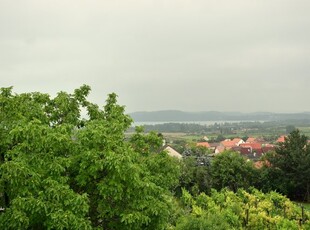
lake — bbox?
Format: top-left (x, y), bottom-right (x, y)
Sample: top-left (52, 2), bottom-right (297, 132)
top-left (132, 120), bottom-right (264, 126)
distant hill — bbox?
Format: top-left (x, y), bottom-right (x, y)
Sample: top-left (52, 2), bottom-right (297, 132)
top-left (129, 110), bottom-right (310, 122)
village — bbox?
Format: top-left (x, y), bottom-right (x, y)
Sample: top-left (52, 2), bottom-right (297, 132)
top-left (163, 133), bottom-right (310, 168)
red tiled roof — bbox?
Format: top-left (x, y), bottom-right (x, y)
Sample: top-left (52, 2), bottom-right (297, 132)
top-left (220, 140), bottom-right (237, 148)
top-left (197, 142), bottom-right (210, 148)
top-left (240, 142), bottom-right (262, 149)
top-left (215, 145), bottom-right (225, 153)
top-left (240, 147), bottom-right (252, 154)
top-left (232, 138), bottom-right (242, 142)
top-left (209, 143), bottom-right (220, 148)
top-left (231, 146), bottom-right (241, 151)
top-left (263, 143), bottom-right (275, 147)
top-left (246, 137), bottom-right (256, 143)
top-left (253, 148), bottom-right (263, 154)
top-left (233, 138), bottom-right (245, 146)
top-left (262, 145), bottom-right (275, 153)
top-left (276, 135), bottom-right (286, 143)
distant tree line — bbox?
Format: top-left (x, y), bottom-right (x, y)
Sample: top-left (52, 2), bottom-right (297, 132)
top-left (128, 121), bottom-right (308, 138)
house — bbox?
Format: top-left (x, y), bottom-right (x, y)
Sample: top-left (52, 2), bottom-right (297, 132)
top-left (276, 135), bottom-right (286, 143)
top-left (196, 142), bottom-right (211, 148)
top-left (239, 142), bottom-right (262, 153)
top-left (230, 142), bottom-right (275, 160)
top-left (215, 145), bottom-right (225, 154)
top-left (209, 142), bottom-right (220, 153)
top-left (163, 146), bottom-right (182, 159)
top-left (220, 140), bottom-right (237, 149)
top-left (220, 138), bottom-right (244, 150)
top-left (239, 142), bottom-right (264, 158)
top-left (240, 147), bottom-right (252, 155)
top-left (262, 144), bottom-right (275, 153)
top-left (232, 138), bottom-right (245, 146)
top-left (231, 146), bottom-right (241, 152)
top-left (246, 137), bottom-right (265, 143)
top-left (246, 137), bottom-right (257, 143)
top-left (217, 137), bottom-right (275, 159)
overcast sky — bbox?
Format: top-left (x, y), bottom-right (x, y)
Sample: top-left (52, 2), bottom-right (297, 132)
top-left (1, 0), bottom-right (309, 113)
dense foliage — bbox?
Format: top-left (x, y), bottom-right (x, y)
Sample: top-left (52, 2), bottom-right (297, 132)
top-left (0, 86), bottom-right (309, 229)
top-left (176, 188), bottom-right (309, 229)
top-left (211, 151), bottom-right (257, 193)
top-left (0, 86), bottom-right (180, 229)
top-left (262, 130), bottom-right (310, 202)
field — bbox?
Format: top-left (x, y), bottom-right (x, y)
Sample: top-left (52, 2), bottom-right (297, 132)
top-left (128, 121), bottom-right (310, 145)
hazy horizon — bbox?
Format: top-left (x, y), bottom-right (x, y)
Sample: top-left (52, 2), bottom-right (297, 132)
top-left (130, 110), bottom-right (310, 114)
top-left (1, 1), bottom-right (309, 113)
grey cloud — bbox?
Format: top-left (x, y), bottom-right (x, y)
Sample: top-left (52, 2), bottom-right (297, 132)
top-left (0, 0), bottom-right (309, 113)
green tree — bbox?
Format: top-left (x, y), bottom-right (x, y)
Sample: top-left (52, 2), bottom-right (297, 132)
top-left (286, 125), bottom-right (296, 134)
top-left (178, 157), bottom-right (211, 196)
top-left (215, 134), bottom-right (226, 142)
top-left (0, 86), bottom-right (180, 229)
top-left (67, 93), bottom-right (181, 229)
top-left (266, 129), bottom-right (310, 202)
top-left (0, 86), bottom-right (92, 229)
top-left (211, 151), bottom-right (256, 192)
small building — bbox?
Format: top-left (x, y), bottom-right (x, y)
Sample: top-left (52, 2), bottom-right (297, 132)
top-left (232, 138), bottom-right (245, 146)
top-left (246, 137), bottom-right (257, 143)
top-left (163, 146), bottom-right (183, 159)
top-left (246, 137), bottom-right (265, 143)
top-left (262, 144), bottom-right (275, 153)
top-left (209, 142), bottom-right (220, 153)
top-left (276, 135), bottom-right (286, 143)
top-left (215, 145), bottom-right (225, 154)
top-left (220, 140), bottom-right (237, 149)
top-left (196, 142), bottom-right (211, 148)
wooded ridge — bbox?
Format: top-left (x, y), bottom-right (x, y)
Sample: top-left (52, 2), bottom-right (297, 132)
top-left (130, 110), bottom-right (310, 122)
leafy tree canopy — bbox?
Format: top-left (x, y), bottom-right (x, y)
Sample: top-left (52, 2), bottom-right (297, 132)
top-left (211, 151), bottom-right (256, 193)
top-left (265, 130), bottom-right (310, 202)
top-left (0, 85), bottom-right (180, 229)
top-left (176, 188), bottom-right (310, 230)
